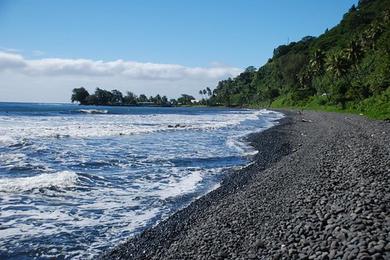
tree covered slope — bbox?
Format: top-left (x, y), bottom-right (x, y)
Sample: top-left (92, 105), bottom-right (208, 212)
top-left (209, 0), bottom-right (390, 119)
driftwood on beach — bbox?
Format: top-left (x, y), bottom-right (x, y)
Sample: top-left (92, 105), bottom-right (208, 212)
top-left (104, 110), bottom-right (390, 260)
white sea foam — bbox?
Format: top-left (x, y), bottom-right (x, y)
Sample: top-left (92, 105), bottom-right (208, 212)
top-left (0, 152), bottom-right (26, 163)
top-left (0, 171), bottom-right (78, 192)
top-left (78, 109), bottom-right (108, 114)
top-left (0, 109), bottom-right (275, 141)
top-left (0, 135), bottom-right (18, 146)
top-left (225, 110), bottom-right (283, 156)
top-left (226, 134), bottom-right (258, 156)
top-left (157, 170), bottom-right (203, 199)
top-left (0, 152), bottom-right (28, 170)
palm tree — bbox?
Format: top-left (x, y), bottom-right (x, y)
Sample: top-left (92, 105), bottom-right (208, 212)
top-left (361, 23), bottom-right (384, 50)
top-left (326, 51), bottom-right (349, 79)
top-left (309, 49), bottom-right (326, 75)
top-left (199, 90), bottom-right (204, 99)
top-left (326, 51), bottom-right (352, 109)
top-left (383, 10), bottom-right (390, 23)
top-left (345, 40), bottom-right (363, 67)
top-left (206, 87), bottom-right (212, 97)
top-left (298, 69), bottom-right (312, 89)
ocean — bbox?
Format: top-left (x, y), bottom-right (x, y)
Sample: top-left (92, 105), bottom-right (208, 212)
top-left (0, 102), bottom-right (283, 259)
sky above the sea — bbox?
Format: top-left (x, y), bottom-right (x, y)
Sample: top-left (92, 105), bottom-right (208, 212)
top-left (0, 0), bottom-right (357, 103)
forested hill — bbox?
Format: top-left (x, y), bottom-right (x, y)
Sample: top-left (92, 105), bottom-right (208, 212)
top-left (209, 0), bottom-right (390, 119)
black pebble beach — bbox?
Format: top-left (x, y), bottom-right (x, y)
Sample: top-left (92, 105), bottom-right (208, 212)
top-left (103, 110), bottom-right (390, 260)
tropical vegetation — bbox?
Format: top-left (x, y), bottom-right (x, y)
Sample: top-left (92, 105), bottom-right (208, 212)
top-left (206, 0), bottom-right (390, 119)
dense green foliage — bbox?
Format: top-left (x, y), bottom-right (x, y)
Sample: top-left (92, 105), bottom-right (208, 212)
top-left (208, 0), bottom-right (390, 119)
top-left (71, 87), bottom-right (195, 106)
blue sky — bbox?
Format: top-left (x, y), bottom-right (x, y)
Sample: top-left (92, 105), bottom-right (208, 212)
top-left (0, 0), bottom-right (358, 102)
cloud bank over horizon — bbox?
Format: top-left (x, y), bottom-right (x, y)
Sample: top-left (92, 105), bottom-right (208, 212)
top-left (0, 51), bottom-right (242, 102)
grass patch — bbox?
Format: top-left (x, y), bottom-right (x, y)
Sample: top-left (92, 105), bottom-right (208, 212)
top-left (269, 88), bottom-right (390, 120)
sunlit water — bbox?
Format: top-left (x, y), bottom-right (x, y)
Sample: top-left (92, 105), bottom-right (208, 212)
top-left (0, 102), bottom-right (283, 259)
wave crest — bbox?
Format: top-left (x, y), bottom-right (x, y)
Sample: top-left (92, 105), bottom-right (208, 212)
top-left (78, 109), bottom-right (108, 114)
top-left (0, 171), bottom-right (78, 192)
top-left (0, 136), bottom-right (18, 146)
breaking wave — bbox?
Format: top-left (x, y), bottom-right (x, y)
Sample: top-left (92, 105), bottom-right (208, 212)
top-left (0, 171), bottom-right (78, 192)
top-left (78, 109), bottom-right (109, 114)
top-left (0, 109), bottom-right (279, 141)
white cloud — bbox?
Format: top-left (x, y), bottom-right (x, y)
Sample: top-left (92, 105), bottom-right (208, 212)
top-left (0, 51), bottom-right (242, 102)
top-left (0, 52), bottom-right (26, 70)
top-left (0, 51), bottom-right (241, 80)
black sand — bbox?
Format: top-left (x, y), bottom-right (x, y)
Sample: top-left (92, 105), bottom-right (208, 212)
top-left (103, 110), bottom-right (389, 260)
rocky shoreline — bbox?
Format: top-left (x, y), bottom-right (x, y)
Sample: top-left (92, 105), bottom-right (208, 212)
top-left (103, 110), bottom-right (389, 260)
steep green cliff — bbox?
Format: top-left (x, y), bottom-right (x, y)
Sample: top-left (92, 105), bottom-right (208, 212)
top-left (210, 0), bottom-right (390, 119)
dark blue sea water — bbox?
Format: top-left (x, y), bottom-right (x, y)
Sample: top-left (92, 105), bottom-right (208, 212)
top-left (0, 102), bottom-right (283, 259)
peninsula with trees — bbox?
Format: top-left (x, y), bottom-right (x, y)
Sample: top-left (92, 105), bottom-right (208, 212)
top-left (71, 87), bottom-right (196, 106)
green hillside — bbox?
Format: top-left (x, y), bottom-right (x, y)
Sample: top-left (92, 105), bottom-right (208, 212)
top-left (208, 0), bottom-right (390, 119)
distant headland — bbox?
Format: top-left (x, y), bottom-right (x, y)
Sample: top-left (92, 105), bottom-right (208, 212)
top-left (71, 87), bottom-right (198, 106)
